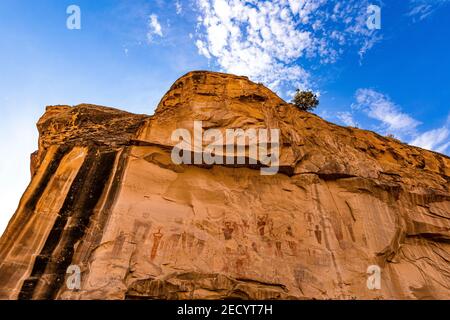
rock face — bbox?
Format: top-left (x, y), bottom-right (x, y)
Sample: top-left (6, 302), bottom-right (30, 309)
top-left (0, 71), bottom-right (449, 300)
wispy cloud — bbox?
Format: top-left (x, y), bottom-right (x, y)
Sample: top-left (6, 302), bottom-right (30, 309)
top-left (353, 88), bottom-right (421, 136)
top-left (349, 89), bottom-right (449, 155)
top-left (175, 1), bottom-right (183, 15)
top-left (407, 0), bottom-right (450, 21)
top-left (410, 126), bottom-right (450, 152)
top-left (147, 13), bottom-right (163, 42)
top-left (409, 115), bottom-right (450, 153)
top-left (194, 0), bottom-right (381, 91)
top-left (337, 111), bottom-right (358, 127)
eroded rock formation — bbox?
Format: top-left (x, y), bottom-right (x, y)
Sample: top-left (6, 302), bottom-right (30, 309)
top-left (0, 71), bottom-right (449, 300)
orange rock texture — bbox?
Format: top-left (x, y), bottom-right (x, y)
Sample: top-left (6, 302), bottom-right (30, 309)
top-left (0, 71), bottom-right (449, 300)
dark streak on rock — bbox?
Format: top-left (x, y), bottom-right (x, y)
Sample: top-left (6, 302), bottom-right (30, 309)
top-left (317, 173), bottom-right (357, 181)
top-left (25, 146), bottom-right (70, 212)
top-left (0, 146), bottom-right (68, 262)
top-left (406, 233), bottom-right (450, 244)
top-left (18, 147), bottom-right (117, 300)
top-left (88, 147), bottom-right (131, 255)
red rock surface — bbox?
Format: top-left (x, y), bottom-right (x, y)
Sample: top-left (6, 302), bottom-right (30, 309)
top-left (0, 71), bottom-right (449, 299)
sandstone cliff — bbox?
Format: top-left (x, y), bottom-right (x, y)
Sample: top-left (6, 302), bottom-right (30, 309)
top-left (0, 71), bottom-right (449, 300)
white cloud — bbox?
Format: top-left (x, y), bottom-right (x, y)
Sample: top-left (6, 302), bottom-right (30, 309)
top-left (407, 0), bottom-right (450, 21)
top-left (175, 1), bottom-right (183, 15)
top-left (147, 14), bottom-right (163, 42)
top-left (409, 115), bottom-right (450, 154)
top-left (337, 111), bottom-right (358, 127)
top-left (353, 88), bottom-right (421, 136)
top-left (194, 0), bottom-right (381, 91)
top-left (196, 39), bottom-right (211, 58)
top-left (436, 142), bottom-right (450, 154)
top-left (410, 126), bottom-right (450, 153)
top-left (408, 3), bottom-right (434, 21)
top-left (351, 89), bottom-right (449, 155)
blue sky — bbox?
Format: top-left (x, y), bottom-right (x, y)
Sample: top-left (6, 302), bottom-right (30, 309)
top-left (0, 0), bottom-right (449, 234)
